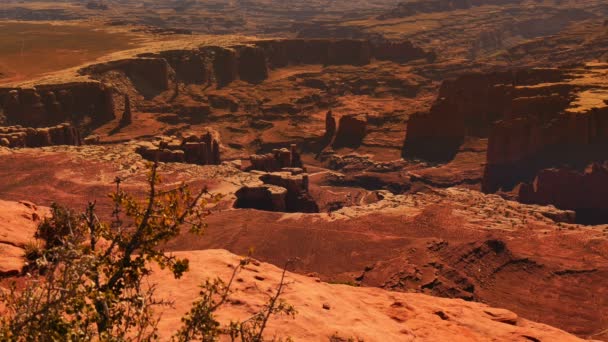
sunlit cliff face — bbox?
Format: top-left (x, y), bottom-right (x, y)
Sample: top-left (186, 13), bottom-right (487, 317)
top-left (1, 0), bottom-right (608, 340)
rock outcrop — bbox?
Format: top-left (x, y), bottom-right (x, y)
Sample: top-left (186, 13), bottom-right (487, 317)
top-left (403, 69), bottom-right (569, 161)
top-left (153, 249), bottom-right (585, 342)
top-left (75, 39), bottom-right (430, 97)
top-left (158, 50), bottom-right (210, 85)
top-left (135, 131), bottom-right (221, 165)
top-left (80, 58), bottom-right (170, 98)
top-left (249, 145), bottom-right (303, 172)
top-left (1, 82), bottom-right (114, 127)
top-left (254, 39), bottom-right (372, 67)
top-left (371, 39), bottom-right (436, 62)
top-left (235, 45), bottom-right (268, 84)
top-left (333, 114), bottom-right (368, 148)
top-left (379, 0), bottom-right (524, 19)
top-left (402, 63), bottom-right (608, 208)
top-left (235, 169), bottom-right (318, 213)
top-left (255, 38), bottom-right (431, 67)
top-left (119, 94), bottom-right (132, 126)
top-left (0, 200), bottom-right (47, 276)
top-left (324, 110), bottom-right (337, 143)
top-left (520, 163), bottom-right (608, 224)
top-left (322, 109), bottom-right (369, 149)
top-left (234, 184), bottom-right (289, 212)
top-left (0, 123), bottom-right (81, 148)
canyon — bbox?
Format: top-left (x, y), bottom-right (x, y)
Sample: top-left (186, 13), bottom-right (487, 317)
top-left (0, 0), bottom-right (608, 340)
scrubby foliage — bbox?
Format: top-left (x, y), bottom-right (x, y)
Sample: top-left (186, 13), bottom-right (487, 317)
top-left (175, 260), bottom-right (296, 342)
top-left (0, 163), bottom-right (292, 341)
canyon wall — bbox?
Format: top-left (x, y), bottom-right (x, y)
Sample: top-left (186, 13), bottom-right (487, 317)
top-left (403, 71), bottom-right (516, 160)
top-left (403, 68), bottom-right (570, 161)
top-left (379, 0), bottom-right (525, 19)
top-left (0, 123), bottom-right (81, 148)
top-left (403, 63), bottom-right (608, 219)
top-left (80, 57), bottom-right (171, 98)
top-left (519, 164), bottom-right (608, 224)
top-left (254, 39), bottom-right (372, 67)
top-left (76, 38), bottom-right (430, 98)
top-left (483, 106), bottom-right (608, 192)
top-left (0, 82), bottom-right (114, 128)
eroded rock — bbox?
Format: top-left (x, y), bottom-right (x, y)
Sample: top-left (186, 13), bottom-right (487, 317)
top-left (135, 130), bottom-right (221, 165)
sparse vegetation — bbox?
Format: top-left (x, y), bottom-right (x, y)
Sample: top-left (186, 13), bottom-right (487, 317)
top-left (0, 163), bottom-right (293, 341)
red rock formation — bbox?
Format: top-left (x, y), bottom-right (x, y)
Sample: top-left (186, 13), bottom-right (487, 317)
top-left (403, 72), bottom-right (514, 160)
top-left (158, 50), bottom-right (210, 84)
top-left (80, 58), bottom-right (170, 97)
top-left (519, 163), bottom-right (608, 224)
top-left (119, 94), bottom-right (132, 126)
top-left (234, 185), bottom-right (288, 212)
top-left (333, 114), bottom-right (367, 148)
top-left (379, 0), bottom-right (523, 19)
top-left (249, 145), bottom-right (303, 172)
top-left (205, 46), bottom-right (238, 88)
top-left (483, 103), bottom-right (608, 192)
top-left (152, 249), bottom-right (586, 342)
top-left (235, 169), bottom-right (318, 213)
top-left (372, 39), bottom-right (436, 62)
top-left (0, 123), bottom-right (81, 148)
top-left (0, 200), bottom-right (47, 276)
top-left (2, 82), bottom-right (115, 127)
top-left (7, 89), bottom-right (46, 126)
top-left (260, 171), bottom-right (318, 212)
top-left (326, 39), bottom-right (371, 66)
top-left (135, 131), bottom-right (221, 165)
top-left (403, 68), bottom-right (569, 161)
top-left (324, 110), bottom-right (337, 143)
top-left (82, 39), bottom-right (428, 94)
top-left (235, 45), bottom-right (268, 84)
top-left (254, 39), bottom-right (372, 67)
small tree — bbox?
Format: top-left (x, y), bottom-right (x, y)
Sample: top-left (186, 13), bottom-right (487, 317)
top-left (175, 260), bottom-right (296, 342)
top-left (0, 162), bottom-right (293, 341)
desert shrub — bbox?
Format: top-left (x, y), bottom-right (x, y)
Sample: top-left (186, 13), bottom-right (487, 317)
top-left (174, 259), bottom-right (296, 342)
top-left (0, 162), bottom-right (292, 341)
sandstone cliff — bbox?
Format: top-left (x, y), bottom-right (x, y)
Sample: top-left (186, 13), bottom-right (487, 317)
top-left (1, 82), bottom-right (114, 127)
top-left (519, 163), bottom-right (608, 224)
top-left (0, 123), bottom-right (81, 148)
top-left (152, 249), bottom-right (586, 341)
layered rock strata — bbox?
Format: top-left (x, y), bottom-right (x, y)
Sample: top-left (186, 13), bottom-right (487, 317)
top-left (235, 169), bottom-right (318, 213)
top-left (0, 123), bottom-right (81, 148)
top-left (519, 163), bottom-right (608, 224)
top-left (249, 145), bottom-right (303, 172)
top-left (0, 82), bottom-right (114, 127)
top-left (135, 131), bottom-right (221, 165)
